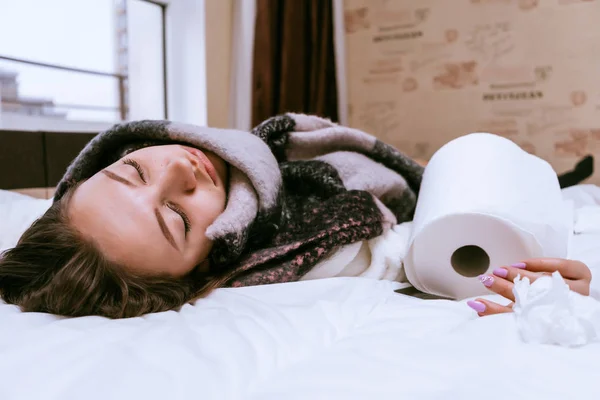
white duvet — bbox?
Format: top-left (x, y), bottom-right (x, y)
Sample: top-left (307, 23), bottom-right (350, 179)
top-left (2, 186), bottom-right (600, 400)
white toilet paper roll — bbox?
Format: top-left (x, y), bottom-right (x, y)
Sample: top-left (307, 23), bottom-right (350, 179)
top-left (404, 133), bottom-right (573, 300)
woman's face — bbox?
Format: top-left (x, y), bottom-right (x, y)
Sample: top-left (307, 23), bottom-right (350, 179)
top-left (69, 145), bottom-right (228, 276)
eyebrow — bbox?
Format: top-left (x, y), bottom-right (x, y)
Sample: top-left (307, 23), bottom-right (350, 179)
top-left (101, 169), bottom-right (179, 251)
top-left (154, 209), bottom-right (179, 251)
top-left (101, 170), bottom-right (134, 187)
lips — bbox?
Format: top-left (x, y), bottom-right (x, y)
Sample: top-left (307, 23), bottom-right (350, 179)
top-left (182, 146), bottom-right (218, 185)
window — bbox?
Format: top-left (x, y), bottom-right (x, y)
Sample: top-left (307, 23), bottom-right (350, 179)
top-left (0, 0), bottom-right (170, 130)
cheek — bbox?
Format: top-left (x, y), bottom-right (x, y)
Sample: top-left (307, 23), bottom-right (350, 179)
top-left (192, 190), bottom-right (227, 227)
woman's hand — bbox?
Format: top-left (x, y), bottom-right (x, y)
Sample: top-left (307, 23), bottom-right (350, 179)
top-left (467, 258), bottom-right (592, 316)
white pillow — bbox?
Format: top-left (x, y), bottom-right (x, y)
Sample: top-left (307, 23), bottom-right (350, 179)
top-left (0, 190), bottom-right (52, 253)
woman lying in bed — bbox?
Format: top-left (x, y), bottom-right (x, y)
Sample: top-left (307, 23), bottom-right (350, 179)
top-left (0, 114), bottom-right (593, 318)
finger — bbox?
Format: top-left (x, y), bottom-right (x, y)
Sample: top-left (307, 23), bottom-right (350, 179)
top-left (491, 265), bottom-right (549, 284)
top-left (493, 266), bottom-right (591, 296)
top-left (467, 298), bottom-right (513, 316)
top-left (566, 278), bottom-right (590, 296)
top-left (516, 259), bottom-right (591, 281)
top-left (478, 274), bottom-right (515, 302)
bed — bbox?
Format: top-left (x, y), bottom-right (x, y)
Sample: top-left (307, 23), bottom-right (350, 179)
top-left (2, 129), bottom-right (600, 400)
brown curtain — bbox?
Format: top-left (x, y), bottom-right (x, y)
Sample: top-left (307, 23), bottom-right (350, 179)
top-left (252, 0), bottom-right (339, 127)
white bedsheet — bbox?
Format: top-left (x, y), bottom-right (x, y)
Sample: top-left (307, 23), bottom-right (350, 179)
top-left (2, 186), bottom-right (600, 399)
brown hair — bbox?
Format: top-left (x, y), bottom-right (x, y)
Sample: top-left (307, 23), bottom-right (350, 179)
top-left (0, 186), bottom-right (219, 318)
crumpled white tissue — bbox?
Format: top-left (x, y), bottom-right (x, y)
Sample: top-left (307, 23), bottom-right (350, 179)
top-left (513, 271), bottom-right (600, 347)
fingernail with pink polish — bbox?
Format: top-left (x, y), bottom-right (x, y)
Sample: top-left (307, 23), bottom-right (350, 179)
top-left (511, 262), bottom-right (526, 269)
top-left (478, 275), bottom-right (494, 287)
top-left (493, 268), bottom-right (508, 278)
top-left (467, 300), bottom-right (486, 313)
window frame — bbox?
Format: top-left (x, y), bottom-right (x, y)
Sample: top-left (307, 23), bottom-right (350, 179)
top-left (163, 0), bottom-right (208, 128)
top-left (332, 0), bottom-right (348, 126)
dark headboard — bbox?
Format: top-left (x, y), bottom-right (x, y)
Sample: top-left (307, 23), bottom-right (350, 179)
top-left (0, 130), bottom-right (97, 191)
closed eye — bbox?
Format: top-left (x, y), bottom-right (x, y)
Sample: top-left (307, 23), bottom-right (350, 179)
top-left (121, 158), bottom-right (189, 239)
top-left (167, 203), bottom-right (191, 236)
top-left (123, 158), bottom-right (147, 183)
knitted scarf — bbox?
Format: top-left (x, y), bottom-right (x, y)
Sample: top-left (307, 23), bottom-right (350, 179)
top-left (54, 113), bottom-right (424, 287)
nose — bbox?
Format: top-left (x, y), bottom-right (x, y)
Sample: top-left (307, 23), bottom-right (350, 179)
top-left (160, 157), bottom-right (197, 194)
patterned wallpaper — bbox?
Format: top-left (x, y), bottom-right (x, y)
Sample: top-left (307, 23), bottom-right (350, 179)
top-left (343, 0), bottom-right (600, 183)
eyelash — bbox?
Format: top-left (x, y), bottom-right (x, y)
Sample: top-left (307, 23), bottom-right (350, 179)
top-left (168, 203), bottom-right (191, 235)
top-left (123, 158), bottom-right (191, 236)
top-left (123, 158), bottom-right (147, 183)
